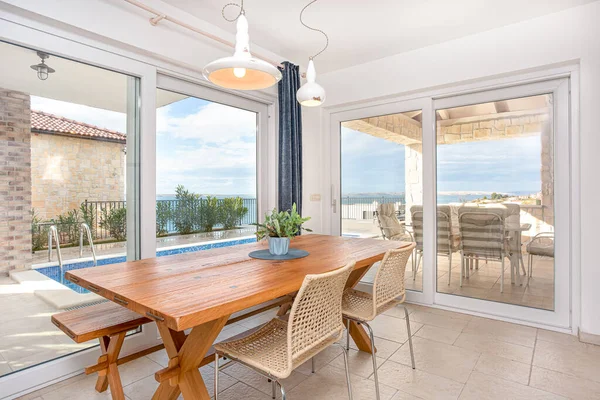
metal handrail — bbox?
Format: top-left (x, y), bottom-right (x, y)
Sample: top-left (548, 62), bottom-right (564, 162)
top-left (79, 223), bottom-right (97, 266)
top-left (48, 225), bottom-right (63, 272)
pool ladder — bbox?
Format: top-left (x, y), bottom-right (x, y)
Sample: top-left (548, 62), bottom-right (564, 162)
top-left (79, 223), bottom-right (97, 266)
top-left (48, 226), bottom-right (63, 272)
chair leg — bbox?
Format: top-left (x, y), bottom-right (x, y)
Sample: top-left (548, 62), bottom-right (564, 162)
top-left (276, 380), bottom-right (286, 400)
top-left (346, 319), bottom-right (350, 351)
top-left (338, 343), bottom-right (353, 400)
top-left (214, 353), bottom-right (219, 400)
top-left (363, 323), bottom-right (380, 400)
top-left (404, 307), bottom-right (416, 369)
top-left (530, 255), bottom-right (534, 278)
top-left (500, 256), bottom-right (505, 293)
top-left (272, 379), bottom-right (276, 399)
top-left (460, 251), bottom-right (464, 287)
top-left (448, 252), bottom-right (452, 285)
top-left (311, 357), bottom-right (315, 373)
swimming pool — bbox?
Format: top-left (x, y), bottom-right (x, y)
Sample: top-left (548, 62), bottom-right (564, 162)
top-left (36, 237), bottom-right (257, 294)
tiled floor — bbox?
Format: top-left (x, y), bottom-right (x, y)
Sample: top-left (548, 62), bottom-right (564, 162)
top-left (17, 304), bottom-right (600, 400)
top-left (368, 254), bottom-right (555, 310)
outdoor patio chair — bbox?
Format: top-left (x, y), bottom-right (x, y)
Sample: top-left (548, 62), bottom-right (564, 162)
top-left (214, 262), bottom-right (355, 400)
top-left (342, 243), bottom-right (416, 400)
top-left (458, 207), bottom-right (509, 292)
top-left (525, 232), bottom-right (554, 285)
top-left (375, 203), bottom-right (413, 242)
top-left (410, 205), bottom-right (461, 284)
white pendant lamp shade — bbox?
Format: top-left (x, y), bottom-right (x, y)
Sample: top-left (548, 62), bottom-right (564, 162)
top-left (203, 14), bottom-right (282, 90)
top-left (296, 59), bottom-right (325, 107)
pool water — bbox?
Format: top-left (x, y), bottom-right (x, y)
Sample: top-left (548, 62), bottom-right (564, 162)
top-left (36, 237), bottom-right (256, 294)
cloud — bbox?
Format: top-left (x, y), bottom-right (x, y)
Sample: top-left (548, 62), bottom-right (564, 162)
top-left (31, 96), bottom-right (127, 133)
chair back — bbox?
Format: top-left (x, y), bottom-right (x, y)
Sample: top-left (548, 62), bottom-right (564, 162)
top-left (287, 261), bottom-right (354, 366)
top-left (376, 203), bottom-right (405, 239)
top-left (503, 203), bottom-right (521, 251)
top-left (458, 207), bottom-right (506, 259)
top-left (410, 205), bottom-right (454, 254)
top-left (373, 243), bottom-right (416, 314)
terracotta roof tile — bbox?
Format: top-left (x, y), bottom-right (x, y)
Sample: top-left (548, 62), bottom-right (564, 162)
top-left (31, 110), bottom-right (126, 143)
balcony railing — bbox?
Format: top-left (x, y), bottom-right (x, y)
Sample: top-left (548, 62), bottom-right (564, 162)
top-left (341, 196), bottom-right (405, 220)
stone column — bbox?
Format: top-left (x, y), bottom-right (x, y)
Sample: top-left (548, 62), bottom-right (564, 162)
top-left (0, 88), bottom-right (32, 274)
top-left (540, 114), bottom-right (554, 228)
top-left (404, 144), bottom-right (423, 225)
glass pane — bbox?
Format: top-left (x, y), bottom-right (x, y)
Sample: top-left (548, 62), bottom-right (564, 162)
top-left (341, 110), bottom-right (423, 291)
top-left (436, 94), bottom-right (554, 310)
top-left (155, 88), bottom-right (258, 255)
top-left (0, 40), bottom-right (139, 376)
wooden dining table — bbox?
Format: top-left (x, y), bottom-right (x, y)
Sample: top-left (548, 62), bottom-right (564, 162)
top-left (66, 234), bottom-right (411, 400)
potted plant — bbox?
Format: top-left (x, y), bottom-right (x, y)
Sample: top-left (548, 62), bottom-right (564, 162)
top-left (255, 203), bottom-right (312, 255)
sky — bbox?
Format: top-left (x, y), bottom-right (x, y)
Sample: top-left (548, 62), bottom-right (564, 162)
top-left (341, 127), bottom-right (542, 195)
top-left (31, 96), bottom-right (542, 197)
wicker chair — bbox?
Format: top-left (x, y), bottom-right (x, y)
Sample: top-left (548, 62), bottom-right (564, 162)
top-left (375, 203), bottom-right (413, 242)
top-left (214, 262), bottom-right (355, 400)
top-left (525, 232), bottom-right (554, 286)
top-left (458, 207), bottom-right (508, 292)
top-left (341, 243), bottom-right (416, 400)
top-left (410, 205), bottom-right (460, 284)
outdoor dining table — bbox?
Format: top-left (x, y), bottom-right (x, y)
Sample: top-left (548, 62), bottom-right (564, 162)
top-left (65, 234), bottom-right (411, 400)
top-left (506, 222), bottom-right (532, 286)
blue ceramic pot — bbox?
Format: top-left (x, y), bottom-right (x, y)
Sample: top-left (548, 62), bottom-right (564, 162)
top-left (268, 237), bottom-right (290, 255)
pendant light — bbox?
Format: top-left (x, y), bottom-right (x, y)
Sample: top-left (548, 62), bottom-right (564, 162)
top-left (297, 0), bottom-right (328, 107)
top-left (203, 1), bottom-right (282, 90)
top-left (30, 51), bottom-right (55, 81)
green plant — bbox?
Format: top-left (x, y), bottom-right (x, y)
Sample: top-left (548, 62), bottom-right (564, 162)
top-left (199, 196), bottom-right (220, 232)
top-left (31, 209), bottom-right (47, 251)
top-left (219, 197), bottom-right (248, 230)
top-left (173, 185), bottom-right (200, 235)
top-left (156, 201), bottom-right (172, 237)
top-left (79, 202), bottom-right (96, 243)
top-left (254, 203), bottom-right (311, 241)
top-left (56, 209), bottom-right (80, 245)
top-left (99, 207), bottom-right (127, 241)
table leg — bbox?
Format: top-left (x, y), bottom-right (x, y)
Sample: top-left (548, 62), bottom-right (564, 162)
top-left (153, 316), bottom-right (229, 400)
top-left (345, 265), bottom-right (377, 354)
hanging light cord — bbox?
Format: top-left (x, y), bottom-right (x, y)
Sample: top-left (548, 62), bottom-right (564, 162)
top-left (300, 0), bottom-right (329, 60)
top-left (222, 0), bottom-right (244, 22)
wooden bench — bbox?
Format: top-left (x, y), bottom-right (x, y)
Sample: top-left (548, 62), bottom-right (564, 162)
top-left (52, 295), bottom-right (295, 400)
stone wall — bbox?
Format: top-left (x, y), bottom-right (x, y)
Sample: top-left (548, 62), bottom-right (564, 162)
top-left (0, 89), bottom-right (32, 274)
top-left (31, 133), bottom-right (125, 220)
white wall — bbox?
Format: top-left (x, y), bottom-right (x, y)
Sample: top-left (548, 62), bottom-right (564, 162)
top-left (303, 1), bottom-right (600, 335)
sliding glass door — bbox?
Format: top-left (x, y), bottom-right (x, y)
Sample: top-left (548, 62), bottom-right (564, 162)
top-left (330, 78), bottom-right (571, 328)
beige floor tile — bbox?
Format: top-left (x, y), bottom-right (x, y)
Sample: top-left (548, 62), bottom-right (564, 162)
top-left (217, 382), bottom-right (272, 400)
top-left (376, 359), bottom-right (464, 400)
top-left (39, 374), bottom-right (118, 400)
top-left (238, 309), bottom-right (278, 330)
top-left (340, 333), bottom-right (403, 360)
top-left (390, 390), bottom-right (423, 400)
top-left (536, 329), bottom-right (581, 348)
top-left (296, 344), bottom-right (343, 375)
top-left (222, 361), bottom-right (307, 397)
top-left (453, 332), bottom-right (533, 364)
top-left (533, 339), bottom-right (600, 383)
top-left (288, 364), bottom-right (397, 400)
top-left (473, 353), bottom-right (530, 385)
top-left (459, 371), bottom-right (566, 400)
top-left (146, 348), bottom-right (170, 367)
top-left (369, 314), bottom-right (423, 344)
top-left (329, 348), bottom-right (386, 379)
top-left (382, 304), bottom-right (411, 319)
top-left (408, 311), bottom-right (469, 332)
top-left (15, 374), bottom-right (88, 400)
top-left (462, 317), bottom-right (537, 347)
top-left (414, 325), bottom-right (461, 345)
top-left (390, 337), bottom-right (479, 384)
top-left (529, 366), bottom-right (600, 400)
top-left (215, 323), bottom-right (253, 343)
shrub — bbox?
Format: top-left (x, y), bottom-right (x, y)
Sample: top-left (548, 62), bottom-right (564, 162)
top-left (219, 197), bottom-right (248, 230)
top-left (31, 209), bottom-right (47, 251)
top-left (199, 196), bottom-right (220, 232)
top-left (156, 201), bottom-right (172, 237)
top-left (79, 202), bottom-right (96, 243)
top-left (173, 185), bottom-right (200, 235)
top-left (99, 207), bottom-right (127, 241)
top-left (56, 209), bottom-right (80, 245)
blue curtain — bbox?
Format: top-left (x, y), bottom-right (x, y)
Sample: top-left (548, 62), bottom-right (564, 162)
top-left (278, 61), bottom-right (303, 214)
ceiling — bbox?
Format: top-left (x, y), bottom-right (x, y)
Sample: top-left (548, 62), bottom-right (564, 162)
top-left (163, 0), bottom-right (594, 73)
top-left (0, 41), bottom-right (185, 113)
